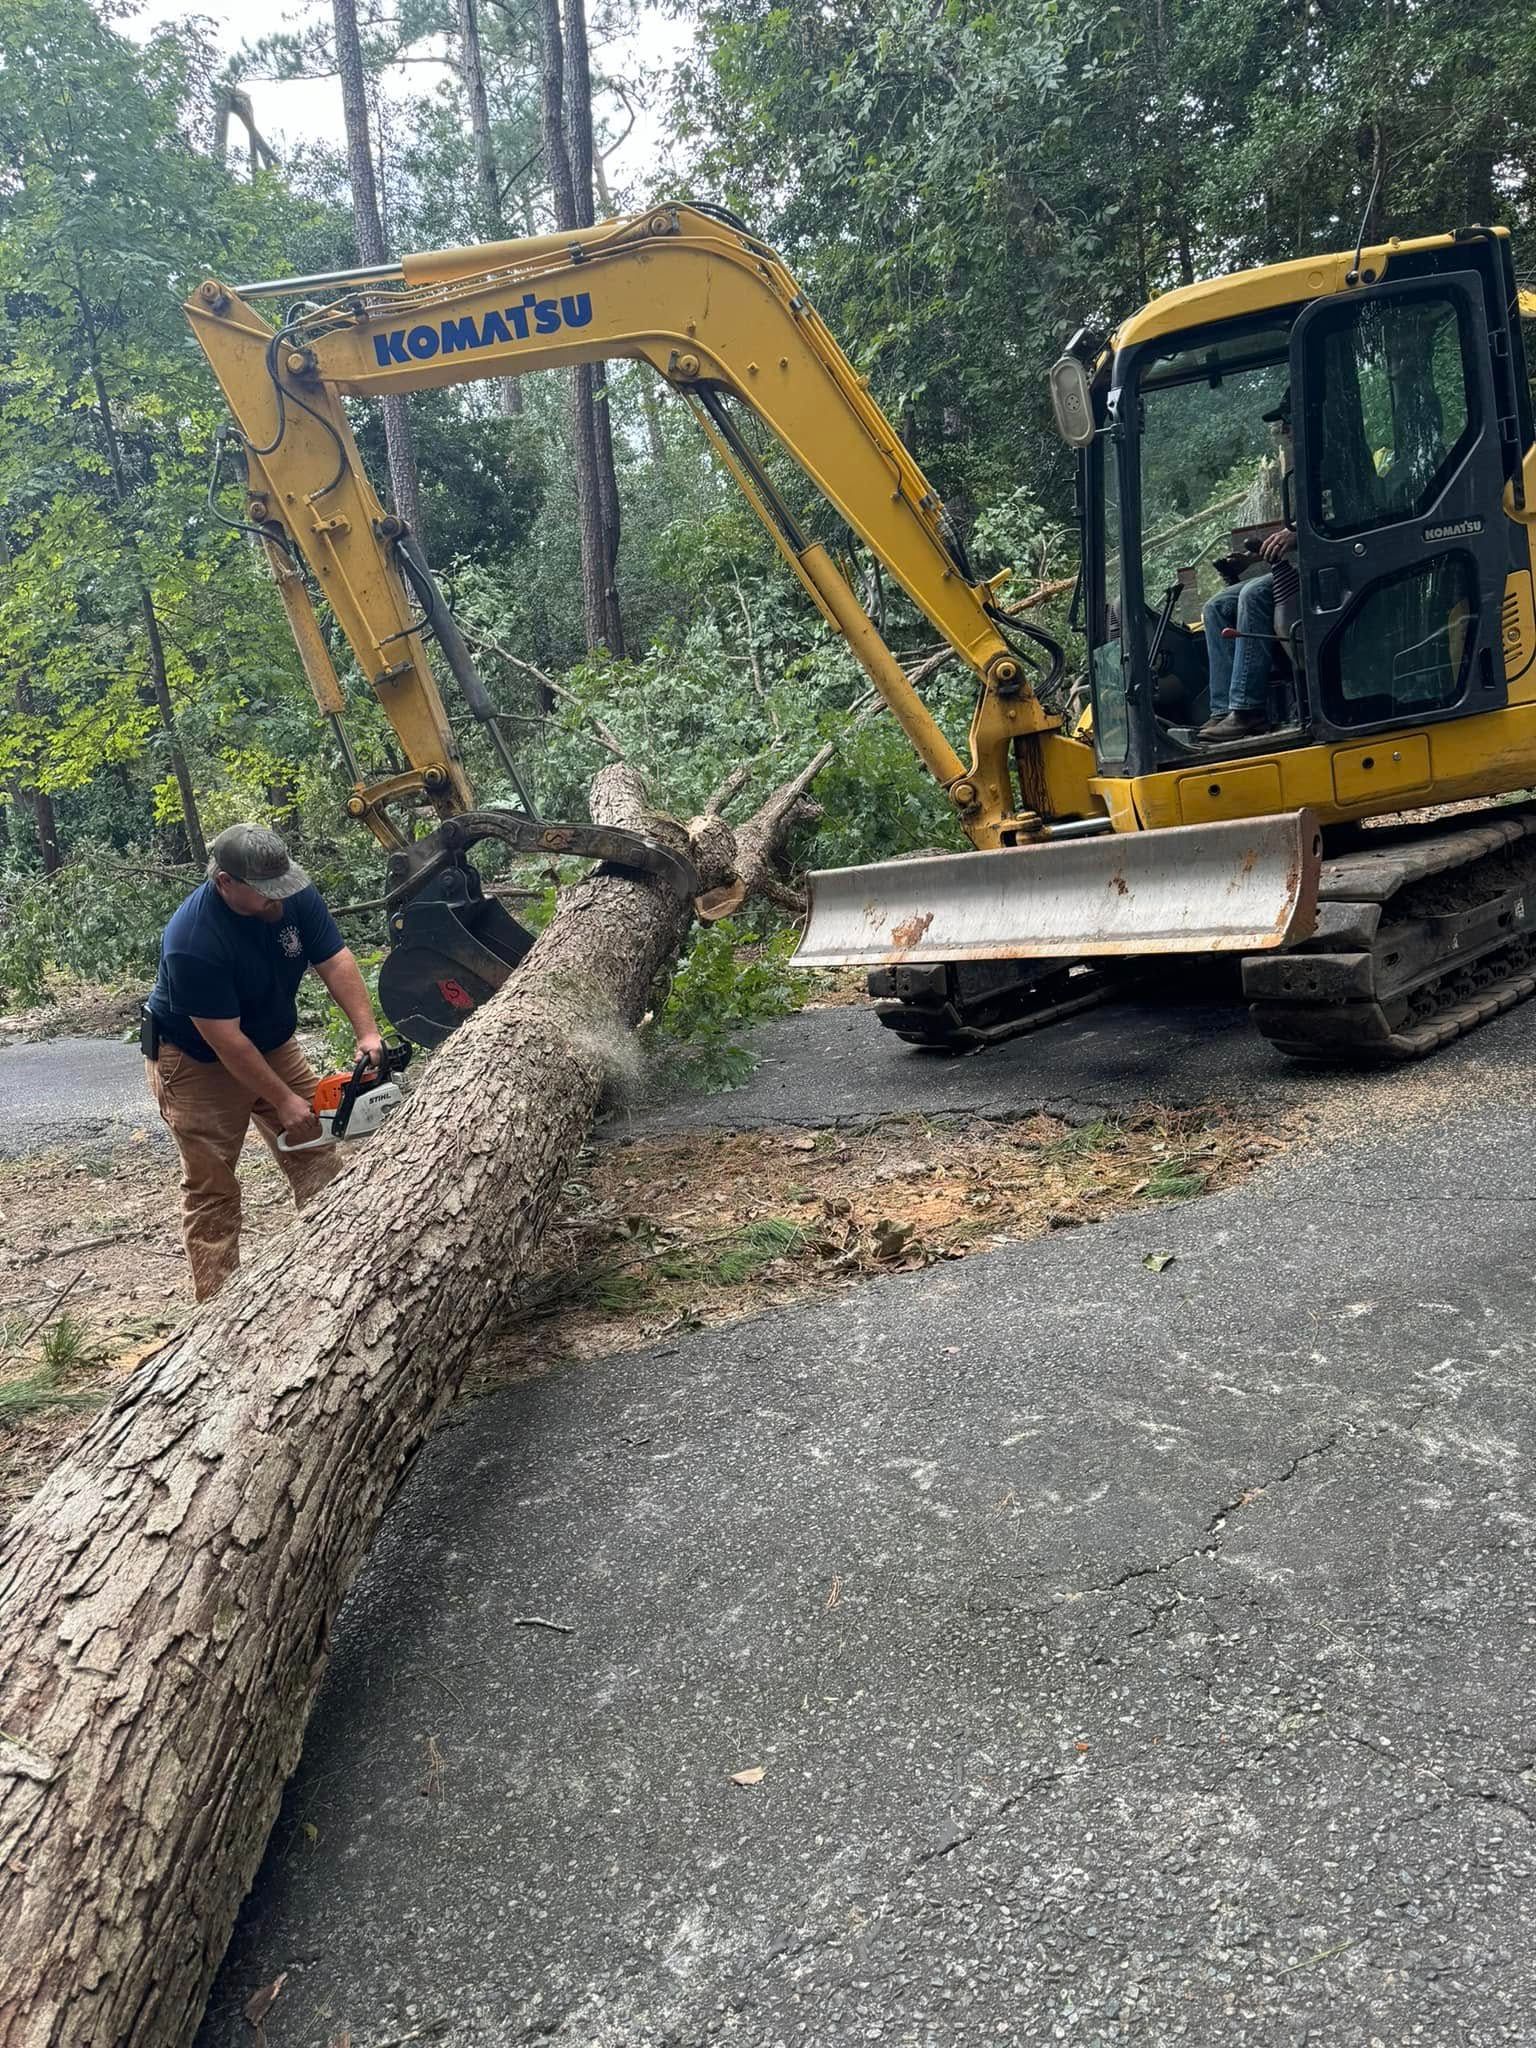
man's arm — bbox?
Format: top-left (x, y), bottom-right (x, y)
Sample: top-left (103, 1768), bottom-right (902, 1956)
top-left (191, 1017), bottom-right (323, 1144)
top-left (311, 947), bottom-right (384, 1063)
top-left (1259, 527), bottom-right (1297, 564)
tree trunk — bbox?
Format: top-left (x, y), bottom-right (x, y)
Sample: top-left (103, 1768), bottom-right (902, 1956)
top-left (333, 0), bottom-right (424, 536)
top-left (538, 0), bottom-right (624, 654)
top-left (14, 783), bottom-right (60, 874)
top-left (9, 681), bottom-right (63, 874)
top-left (140, 593), bottom-right (208, 867)
top-left (0, 759), bottom-right (815, 2048)
top-left (594, 160), bottom-right (665, 472)
top-left (456, 0), bottom-right (521, 418)
top-left (71, 266), bottom-right (208, 865)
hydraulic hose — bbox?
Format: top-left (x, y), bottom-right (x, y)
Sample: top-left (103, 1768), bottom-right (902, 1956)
top-left (395, 533), bottom-right (540, 819)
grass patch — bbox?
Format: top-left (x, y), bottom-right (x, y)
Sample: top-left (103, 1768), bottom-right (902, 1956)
top-left (38, 1311), bottom-right (97, 1374)
top-left (589, 1271), bottom-right (656, 1315)
top-left (711, 1217), bottom-right (803, 1283)
top-left (0, 1357), bottom-right (109, 1425)
top-left (1039, 1117), bottom-right (1123, 1163)
top-left (1139, 1158), bottom-right (1209, 1200)
top-left (0, 1307), bottom-right (113, 1428)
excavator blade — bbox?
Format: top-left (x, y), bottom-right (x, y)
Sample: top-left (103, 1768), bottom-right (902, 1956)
top-left (795, 811), bottom-right (1322, 969)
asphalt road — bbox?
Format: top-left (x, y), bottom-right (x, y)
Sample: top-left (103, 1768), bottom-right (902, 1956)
top-left (612, 998), bottom-right (1266, 1136)
top-left (0, 1034), bottom-right (161, 1156)
top-left (179, 1001), bottom-right (1536, 2047)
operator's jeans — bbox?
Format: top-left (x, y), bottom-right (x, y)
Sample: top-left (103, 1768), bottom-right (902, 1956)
top-left (1202, 573), bottom-right (1275, 716)
top-left (146, 1035), bottom-right (340, 1300)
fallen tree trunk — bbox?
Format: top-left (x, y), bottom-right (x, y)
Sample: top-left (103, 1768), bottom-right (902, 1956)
top-left (0, 762), bottom-right (801, 2047)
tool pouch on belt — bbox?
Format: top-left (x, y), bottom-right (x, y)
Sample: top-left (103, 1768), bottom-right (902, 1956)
top-left (139, 1006), bottom-right (162, 1060)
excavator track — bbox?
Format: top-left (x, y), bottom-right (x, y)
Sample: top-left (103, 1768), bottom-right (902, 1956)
top-left (1245, 805), bottom-right (1536, 1061)
top-left (869, 960), bottom-right (1113, 1052)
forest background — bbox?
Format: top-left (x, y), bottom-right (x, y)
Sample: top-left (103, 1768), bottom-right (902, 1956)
top-left (3, 0), bottom-right (1533, 1054)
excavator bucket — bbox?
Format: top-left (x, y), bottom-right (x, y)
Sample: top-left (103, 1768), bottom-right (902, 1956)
top-left (795, 811), bottom-right (1322, 969)
top-left (377, 869), bottom-right (535, 1050)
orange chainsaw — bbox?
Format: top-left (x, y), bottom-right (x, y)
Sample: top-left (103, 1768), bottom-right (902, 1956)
top-left (276, 1041), bottom-right (412, 1152)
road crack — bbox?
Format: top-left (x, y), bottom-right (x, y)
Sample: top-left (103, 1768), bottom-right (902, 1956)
top-left (1075, 1426), bottom-right (1348, 1606)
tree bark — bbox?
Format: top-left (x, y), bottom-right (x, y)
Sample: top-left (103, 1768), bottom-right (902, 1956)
top-left (0, 759), bottom-right (815, 2047)
top-left (333, 0), bottom-right (424, 536)
top-left (456, 0), bottom-right (522, 418)
top-left (139, 592), bottom-right (208, 867)
top-left (71, 265), bottom-right (208, 865)
top-left (537, 0), bottom-right (624, 654)
top-left (9, 681), bottom-right (63, 874)
top-left (594, 154), bottom-right (664, 473)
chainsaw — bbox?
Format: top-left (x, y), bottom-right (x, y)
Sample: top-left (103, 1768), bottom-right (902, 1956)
top-left (276, 1041), bottom-right (412, 1152)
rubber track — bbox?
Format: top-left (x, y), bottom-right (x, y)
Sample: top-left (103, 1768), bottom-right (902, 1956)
top-left (1257, 806), bottom-right (1536, 1062)
top-left (878, 978), bottom-right (1107, 1053)
top-left (1267, 934), bottom-right (1536, 1062)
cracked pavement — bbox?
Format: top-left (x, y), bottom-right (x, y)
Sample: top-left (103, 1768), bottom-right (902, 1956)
top-left (185, 1002), bottom-right (1536, 2047)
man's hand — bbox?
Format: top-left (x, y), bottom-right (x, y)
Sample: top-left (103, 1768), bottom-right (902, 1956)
top-left (279, 1091), bottom-right (324, 1148)
top-left (314, 949), bottom-right (385, 1066)
top-left (1259, 527), bottom-right (1297, 564)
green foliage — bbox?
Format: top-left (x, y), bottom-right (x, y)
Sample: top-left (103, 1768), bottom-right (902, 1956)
top-left (0, 1312), bottom-right (107, 1421)
top-left (653, 920), bottom-right (805, 1088)
top-left (1140, 1158), bottom-right (1208, 1200)
top-left (37, 1311), bottom-right (97, 1375)
top-left (1040, 1117), bottom-right (1123, 1163)
top-left (711, 1217), bottom-right (804, 1283)
top-left (7, 0), bottom-right (1536, 1078)
top-left (297, 947), bottom-right (387, 1069)
top-left (0, 850), bottom-right (187, 1007)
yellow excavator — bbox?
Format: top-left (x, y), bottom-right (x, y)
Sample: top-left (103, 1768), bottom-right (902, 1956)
top-left (185, 204), bottom-right (1536, 1059)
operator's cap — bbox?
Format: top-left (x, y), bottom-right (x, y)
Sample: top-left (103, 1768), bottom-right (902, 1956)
top-left (1261, 386), bottom-right (1293, 425)
top-left (209, 823), bottom-right (311, 901)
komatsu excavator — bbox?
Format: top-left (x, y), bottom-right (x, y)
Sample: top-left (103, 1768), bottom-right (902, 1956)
top-left (185, 204), bottom-right (1536, 1060)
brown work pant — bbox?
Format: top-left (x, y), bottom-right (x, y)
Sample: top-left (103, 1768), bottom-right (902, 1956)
top-left (146, 1035), bottom-right (341, 1302)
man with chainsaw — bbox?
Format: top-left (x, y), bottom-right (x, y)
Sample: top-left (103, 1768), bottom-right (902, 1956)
top-left (142, 823), bottom-right (384, 1301)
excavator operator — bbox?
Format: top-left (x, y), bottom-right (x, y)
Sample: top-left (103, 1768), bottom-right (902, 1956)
top-left (1197, 391), bottom-right (1296, 743)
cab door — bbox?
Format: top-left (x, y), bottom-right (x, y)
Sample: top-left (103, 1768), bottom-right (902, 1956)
top-left (1288, 270), bottom-right (1509, 736)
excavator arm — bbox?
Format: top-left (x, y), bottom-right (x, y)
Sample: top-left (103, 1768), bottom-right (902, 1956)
top-left (184, 203), bottom-right (1096, 861)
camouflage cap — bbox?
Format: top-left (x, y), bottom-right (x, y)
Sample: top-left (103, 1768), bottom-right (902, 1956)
top-left (208, 823), bottom-right (311, 902)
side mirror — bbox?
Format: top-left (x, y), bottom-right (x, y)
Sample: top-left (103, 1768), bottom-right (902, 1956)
top-left (1048, 355), bottom-right (1096, 448)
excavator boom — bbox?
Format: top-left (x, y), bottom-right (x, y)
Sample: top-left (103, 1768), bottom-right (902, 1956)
top-left (183, 202), bottom-right (1325, 1046)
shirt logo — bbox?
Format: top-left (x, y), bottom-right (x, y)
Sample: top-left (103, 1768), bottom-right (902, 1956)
top-left (278, 925), bottom-right (303, 959)
top-left (371, 292), bottom-right (593, 368)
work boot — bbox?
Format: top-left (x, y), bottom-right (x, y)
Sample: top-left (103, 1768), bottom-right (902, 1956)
top-left (1199, 708), bottom-right (1270, 743)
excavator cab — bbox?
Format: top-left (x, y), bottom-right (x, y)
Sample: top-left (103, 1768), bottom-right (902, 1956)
top-left (1080, 230), bottom-right (1533, 788)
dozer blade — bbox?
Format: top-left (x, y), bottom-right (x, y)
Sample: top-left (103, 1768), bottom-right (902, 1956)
top-left (795, 811), bottom-right (1321, 970)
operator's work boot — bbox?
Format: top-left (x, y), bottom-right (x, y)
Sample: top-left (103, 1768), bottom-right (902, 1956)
top-left (1198, 708), bottom-right (1270, 743)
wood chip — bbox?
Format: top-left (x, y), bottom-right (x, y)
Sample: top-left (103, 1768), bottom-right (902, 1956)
top-left (244, 1971), bottom-right (287, 2027)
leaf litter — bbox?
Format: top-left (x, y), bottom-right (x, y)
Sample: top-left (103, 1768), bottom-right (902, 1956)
top-left (471, 1106), bottom-right (1298, 1390)
top-left (1, 1104), bottom-right (1299, 1517)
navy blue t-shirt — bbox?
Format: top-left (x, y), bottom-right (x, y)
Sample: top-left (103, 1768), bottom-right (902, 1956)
top-left (147, 881), bottom-right (344, 1062)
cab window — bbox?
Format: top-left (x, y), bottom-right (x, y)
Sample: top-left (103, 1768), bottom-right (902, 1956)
top-left (1090, 435), bottom-right (1131, 765)
top-left (1303, 290), bottom-right (1476, 537)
